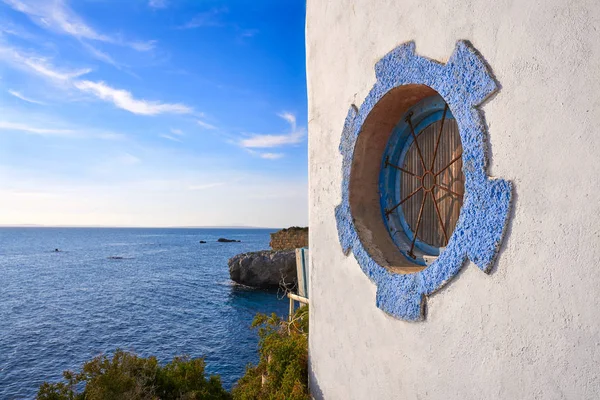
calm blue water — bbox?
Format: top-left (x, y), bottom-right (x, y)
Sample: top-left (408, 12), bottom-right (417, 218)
top-left (0, 228), bottom-right (288, 399)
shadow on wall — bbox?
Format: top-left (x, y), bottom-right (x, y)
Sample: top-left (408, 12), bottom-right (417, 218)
top-left (308, 359), bottom-right (325, 400)
top-left (488, 184), bottom-right (518, 276)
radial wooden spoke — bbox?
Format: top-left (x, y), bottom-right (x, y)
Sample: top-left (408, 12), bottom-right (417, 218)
top-left (385, 158), bottom-right (420, 178)
top-left (431, 191), bottom-right (449, 245)
top-left (435, 152), bottom-right (462, 177)
top-left (430, 103), bottom-right (448, 171)
top-left (435, 184), bottom-right (463, 198)
top-left (385, 187), bottom-right (422, 216)
top-left (405, 113), bottom-right (427, 171)
top-left (408, 191), bottom-right (428, 258)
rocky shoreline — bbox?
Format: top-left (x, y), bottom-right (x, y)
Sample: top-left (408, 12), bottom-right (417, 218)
top-left (228, 249), bottom-right (297, 289)
top-left (227, 227), bottom-right (308, 289)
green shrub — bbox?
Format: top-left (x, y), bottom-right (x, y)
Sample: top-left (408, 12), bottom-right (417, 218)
top-left (37, 306), bottom-right (310, 400)
top-left (232, 305), bottom-right (309, 400)
top-left (37, 350), bottom-right (231, 400)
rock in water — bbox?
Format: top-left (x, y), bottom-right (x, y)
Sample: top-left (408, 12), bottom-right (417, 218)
top-left (228, 250), bottom-right (297, 289)
top-left (217, 238), bottom-right (241, 243)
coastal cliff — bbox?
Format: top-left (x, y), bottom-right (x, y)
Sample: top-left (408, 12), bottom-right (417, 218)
top-left (269, 227), bottom-right (308, 250)
top-left (228, 249), bottom-right (297, 289)
top-left (228, 227), bottom-right (308, 289)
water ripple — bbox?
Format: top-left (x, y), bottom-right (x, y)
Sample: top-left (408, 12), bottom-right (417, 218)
top-left (0, 227), bottom-right (285, 399)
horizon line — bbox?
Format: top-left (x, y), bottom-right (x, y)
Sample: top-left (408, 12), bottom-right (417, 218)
top-left (0, 224), bottom-right (288, 229)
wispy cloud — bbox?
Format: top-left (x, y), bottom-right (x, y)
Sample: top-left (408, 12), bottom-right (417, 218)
top-left (78, 42), bottom-right (141, 77)
top-left (239, 132), bottom-right (304, 148)
top-left (117, 153), bottom-right (141, 165)
top-left (25, 58), bottom-right (90, 82)
top-left (8, 89), bottom-right (45, 105)
top-left (3, 0), bottom-right (155, 51)
top-left (94, 132), bottom-right (126, 140)
top-left (197, 119), bottom-right (216, 130)
top-left (0, 21), bottom-right (35, 39)
top-left (0, 45), bottom-right (91, 83)
top-left (170, 128), bottom-right (183, 136)
top-left (277, 112), bottom-right (297, 129)
top-left (4, 0), bottom-right (108, 40)
top-left (260, 152), bottom-right (284, 160)
top-left (148, 0), bottom-right (167, 9)
top-left (80, 42), bottom-right (121, 68)
top-left (0, 120), bottom-right (125, 140)
top-left (179, 7), bottom-right (228, 29)
top-left (245, 149), bottom-right (285, 160)
top-left (240, 29), bottom-right (259, 38)
top-left (0, 121), bottom-right (76, 136)
top-left (239, 112), bottom-right (305, 148)
top-left (74, 80), bottom-right (193, 116)
top-left (0, 16), bottom-right (131, 71)
top-left (129, 40), bottom-right (156, 52)
top-left (160, 134), bottom-right (182, 143)
top-left (0, 43), bottom-right (192, 116)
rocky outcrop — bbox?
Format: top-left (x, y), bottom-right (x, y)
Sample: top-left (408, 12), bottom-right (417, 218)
top-left (228, 250), bottom-right (297, 289)
top-left (218, 238), bottom-right (241, 243)
top-left (269, 227), bottom-right (308, 250)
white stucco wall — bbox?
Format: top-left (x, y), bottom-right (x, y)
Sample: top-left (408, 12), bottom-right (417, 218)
top-left (306, 1), bottom-right (600, 399)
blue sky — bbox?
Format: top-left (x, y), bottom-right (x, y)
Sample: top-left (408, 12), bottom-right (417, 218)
top-left (0, 0), bottom-right (307, 227)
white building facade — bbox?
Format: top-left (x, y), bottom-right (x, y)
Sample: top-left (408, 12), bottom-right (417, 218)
top-left (307, 1), bottom-right (600, 399)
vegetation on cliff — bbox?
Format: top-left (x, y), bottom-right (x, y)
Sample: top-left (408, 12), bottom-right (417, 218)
top-left (37, 351), bottom-right (230, 400)
top-left (276, 227), bottom-right (308, 233)
top-left (232, 305), bottom-right (309, 400)
top-left (37, 306), bottom-right (309, 400)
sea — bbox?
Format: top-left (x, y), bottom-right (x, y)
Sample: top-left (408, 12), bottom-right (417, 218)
top-left (0, 227), bottom-right (289, 399)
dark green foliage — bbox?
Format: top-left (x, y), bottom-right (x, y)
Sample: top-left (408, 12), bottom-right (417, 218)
top-left (232, 305), bottom-right (309, 400)
top-left (37, 307), bottom-right (310, 400)
top-left (37, 350), bottom-right (231, 400)
top-left (278, 227), bottom-right (308, 233)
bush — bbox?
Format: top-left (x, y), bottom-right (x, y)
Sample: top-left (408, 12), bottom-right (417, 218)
top-left (232, 305), bottom-right (309, 400)
top-left (37, 351), bottom-right (231, 400)
top-left (37, 306), bottom-right (310, 400)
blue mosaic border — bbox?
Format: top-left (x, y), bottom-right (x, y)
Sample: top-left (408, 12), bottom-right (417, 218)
top-left (334, 41), bottom-right (512, 321)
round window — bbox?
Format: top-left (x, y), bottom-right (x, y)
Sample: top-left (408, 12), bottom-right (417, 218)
top-left (380, 95), bottom-right (464, 266)
top-left (336, 41), bottom-right (513, 320)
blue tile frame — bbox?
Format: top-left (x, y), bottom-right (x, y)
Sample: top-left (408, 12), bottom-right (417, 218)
top-left (334, 41), bottom-right (513, 321)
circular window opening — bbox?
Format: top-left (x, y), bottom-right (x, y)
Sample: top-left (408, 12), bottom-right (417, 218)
top-left (348, 85), bottom-right (465, 273)
top-left (381, 95), bottom-right (464, 266)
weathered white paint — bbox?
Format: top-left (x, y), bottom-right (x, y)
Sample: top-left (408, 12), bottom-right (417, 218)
top-left (306, 1), bottom-right (600, 399)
